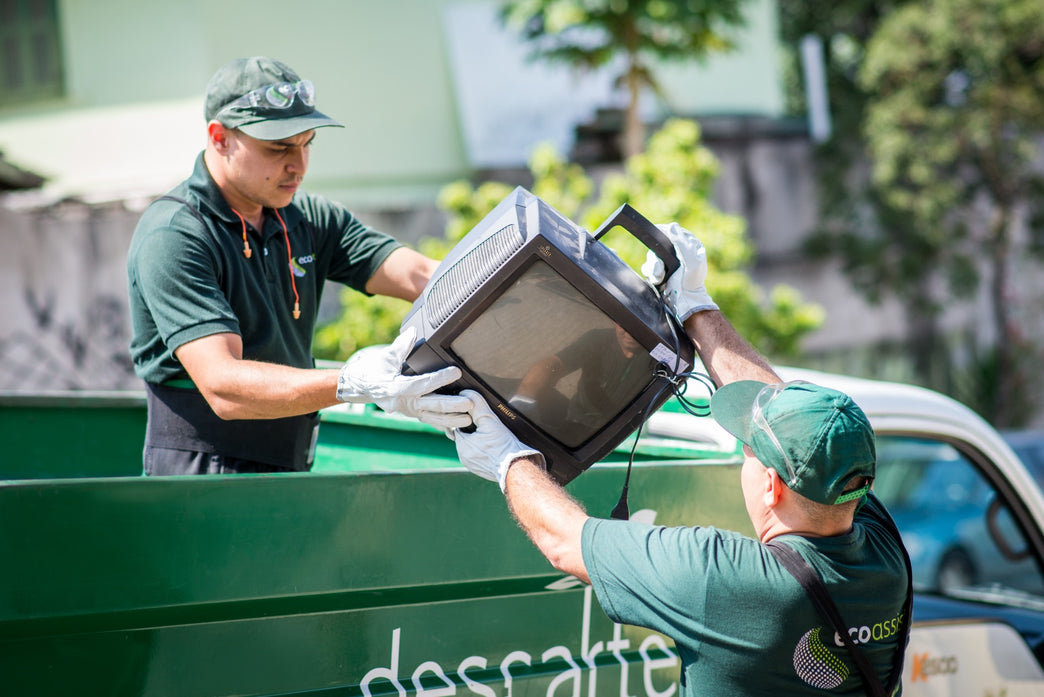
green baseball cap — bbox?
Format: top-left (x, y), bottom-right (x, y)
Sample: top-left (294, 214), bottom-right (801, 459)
top-left (204, 56), bottom-right (343, 140)
top-left (710, 380), bottom-right (875, 505)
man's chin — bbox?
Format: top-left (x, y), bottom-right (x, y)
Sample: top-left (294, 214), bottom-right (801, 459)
top-left (268, 193), bottom-right (296, 210)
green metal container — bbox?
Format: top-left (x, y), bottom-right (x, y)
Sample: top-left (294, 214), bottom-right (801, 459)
top-left (0, 391), bottom-right (744, 696)
top-left (0, 393), bottom-right (717, 479)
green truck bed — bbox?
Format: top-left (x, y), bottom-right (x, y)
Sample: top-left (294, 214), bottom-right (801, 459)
top-left (0, 391), bottom-right (718, 479)
top-left (0, 391), bottom-right (742, 696)
top-left (8, 381), bottom-right (1044, 696)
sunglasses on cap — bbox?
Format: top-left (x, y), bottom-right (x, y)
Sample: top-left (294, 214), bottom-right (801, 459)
top-left (216, 80), bottom-right (316, 117)
top-left (751, 381), bottom-right (803, 486)
top-left (750, 380), bottom-right (871, 505)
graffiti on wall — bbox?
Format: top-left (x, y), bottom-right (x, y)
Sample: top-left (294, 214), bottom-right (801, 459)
top-left (0, 203), bottom-right (142, 392)
top-left (0, 288), bottom-right (136, 391)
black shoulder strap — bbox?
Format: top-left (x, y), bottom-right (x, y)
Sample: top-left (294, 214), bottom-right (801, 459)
top-left (768, 507), bottom-right (913, 697)
top-left (767, 540), bottom-right (889, 697)
top-left (877, 503), bottom-right (915, 693)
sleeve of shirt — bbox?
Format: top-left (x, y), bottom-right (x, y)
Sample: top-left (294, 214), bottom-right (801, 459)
top-left (131, 212), bottom-right (240, 354)
top-left (582, 517), bottom-right (726, 634)
top-left (857, 492), bottom-right (911, 579)
top-left (298, 194), bottom-right (403, 293)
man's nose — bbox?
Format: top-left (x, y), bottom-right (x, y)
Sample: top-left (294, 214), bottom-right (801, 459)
top-left (286, 147), bottom-right (308, 172)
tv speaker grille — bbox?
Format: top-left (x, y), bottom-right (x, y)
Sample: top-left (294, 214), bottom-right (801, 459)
top-left (426, 224), bottom-right (523, 327)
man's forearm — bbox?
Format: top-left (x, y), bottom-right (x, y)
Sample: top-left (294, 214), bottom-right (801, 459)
top-left (685, 310), bottom-right (781, 387)
top-left (200, 361), bottom-right (342, 420)
top-left (504, 459), bottom-right (591, 583)
top-left (176, 332), bottom-right (343, 420)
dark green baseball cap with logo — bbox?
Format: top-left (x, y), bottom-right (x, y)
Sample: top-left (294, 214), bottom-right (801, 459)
top-left (711, 380), bottom-right (875, 505)
top-left (204, 56), bottom-right (343, 140)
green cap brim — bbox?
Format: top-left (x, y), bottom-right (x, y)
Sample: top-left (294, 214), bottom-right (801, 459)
top-left (237, 112), bottom-right (344, 140)
top-left (709, 380), bottom-right (768, 445)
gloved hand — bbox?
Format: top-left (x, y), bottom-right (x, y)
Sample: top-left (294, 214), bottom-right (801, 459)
top-left (337, 328), bottom-right (472, 430)
top-left (640, 222), bottom-right (718, 321)
top-left (453, 390), bottom-right (545, 491)
top-left (394, 392), bottom-right (475, 430)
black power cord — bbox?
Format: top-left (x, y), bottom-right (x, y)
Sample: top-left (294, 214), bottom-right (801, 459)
top-left (610, 300), bottom-right (715, 520)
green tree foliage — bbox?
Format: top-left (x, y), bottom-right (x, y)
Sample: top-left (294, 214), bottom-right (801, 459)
top-left (313, 292), bottom-right (413, 362)
top-left (859, 0), bottom-right (1044, 426)
top-left (781, 0), bottom-right (1044, 426)
top-left (315, 120), bottom-right (822, 362)
top-left (500, 0), bottom-right (751, 157)
top-left (778, 1), bottom-right (943, 363)
top-left (439, 119), bottom-right (823, 358)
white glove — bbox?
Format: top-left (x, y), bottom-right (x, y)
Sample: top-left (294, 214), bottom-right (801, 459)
top-left (337, 327), bottom-right (472, 430)
top-left (641, 222), bottom-right (718, 321)
top-left (394, 393), bottom-right (475, 430)
top-left (454, 390), bottom-right (545, 491)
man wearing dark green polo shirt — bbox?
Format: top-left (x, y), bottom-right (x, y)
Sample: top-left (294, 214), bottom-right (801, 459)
top-left (127, 56), bottom-right (469, 475)
top-left (447, 224), bottom-right (910, 695)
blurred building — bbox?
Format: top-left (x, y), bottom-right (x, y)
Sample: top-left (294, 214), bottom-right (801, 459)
top-left (1, 0), bottom-right (824, 392)
top-left (0, 0), bottom-right (785, 206)
top-left (12, 0), bottom-right (1026, 420)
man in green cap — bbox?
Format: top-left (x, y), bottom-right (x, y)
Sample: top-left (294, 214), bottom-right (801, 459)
top-left (448, 223), bottom-right (910, 695)
top-left (127, 57), bottom-right (470, 475)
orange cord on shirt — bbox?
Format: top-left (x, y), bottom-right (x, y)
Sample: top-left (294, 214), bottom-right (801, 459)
top-left (230, 208), bottom-right (252, 258)
top-left (230, 207), bottom-right (301, 320)
top-left (273, 208), bottom-right (301, 320)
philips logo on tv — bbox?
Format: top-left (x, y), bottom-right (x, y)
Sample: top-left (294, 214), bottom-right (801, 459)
top-left (495, 403), bottom-right (518, 421)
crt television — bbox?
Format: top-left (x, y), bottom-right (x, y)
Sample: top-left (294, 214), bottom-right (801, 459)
top-left (401, 187), bottom-right (694, 485)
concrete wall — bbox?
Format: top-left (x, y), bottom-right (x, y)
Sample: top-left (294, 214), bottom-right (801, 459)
top-left (0, 202), bottom-right (140, 390)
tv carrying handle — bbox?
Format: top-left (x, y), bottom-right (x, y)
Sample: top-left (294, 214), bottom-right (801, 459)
top-left (591, 204), bottom-right (680, 294)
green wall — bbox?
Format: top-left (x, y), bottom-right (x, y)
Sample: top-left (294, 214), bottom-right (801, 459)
top-left (0, 0), bottom-right (783, 207)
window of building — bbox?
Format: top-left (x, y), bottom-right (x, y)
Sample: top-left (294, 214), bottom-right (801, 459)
top-left (0, 0), bottom-right (63, 106)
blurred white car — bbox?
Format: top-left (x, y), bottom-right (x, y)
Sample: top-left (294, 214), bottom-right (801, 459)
top-left (1004, 429), bottom-right (1044, 490)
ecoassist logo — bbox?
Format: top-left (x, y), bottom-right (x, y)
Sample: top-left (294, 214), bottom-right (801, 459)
top-left (290, 254), bottom-right (314, 278)
top-left (794, 627), bottom-right (849, 689)
top-left (792, 610), bottom-right (905, 689)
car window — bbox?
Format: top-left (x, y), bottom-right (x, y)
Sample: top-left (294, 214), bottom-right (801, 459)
top-left (875, 436), bottom-right (1044, 600)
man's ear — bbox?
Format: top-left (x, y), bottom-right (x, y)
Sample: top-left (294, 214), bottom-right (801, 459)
top-left (208, 121), bottom-right (232, 153)
top-left (763, 467), bottom-right (784, 507)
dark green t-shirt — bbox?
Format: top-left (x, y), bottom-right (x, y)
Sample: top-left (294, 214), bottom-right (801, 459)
top-left (582, 494), bottom-right (907, 696)
top-left (127, 153), bottom-right (401, 384)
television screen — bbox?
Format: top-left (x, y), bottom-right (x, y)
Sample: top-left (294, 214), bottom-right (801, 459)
top-left (450, 261), bottom-right (662, 449)
top-left (401, 187), bottom-right (693, 484)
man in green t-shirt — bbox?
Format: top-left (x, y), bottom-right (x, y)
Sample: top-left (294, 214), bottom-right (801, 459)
top-left (127, 57), bottom-right (469, 474)
top-left (449, 224), bottom-right (910, 695)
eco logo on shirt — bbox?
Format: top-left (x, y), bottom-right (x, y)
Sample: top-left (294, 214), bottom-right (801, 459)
top-left (793, 626), bottom-right (849, 689)
top-left (792, 609), bottom-right (904, 689)
top-left (291, 254), bottom-right (314, 278)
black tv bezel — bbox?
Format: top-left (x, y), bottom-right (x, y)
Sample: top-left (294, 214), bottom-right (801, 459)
top-left (404, 213), bottom-right (692, 484)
